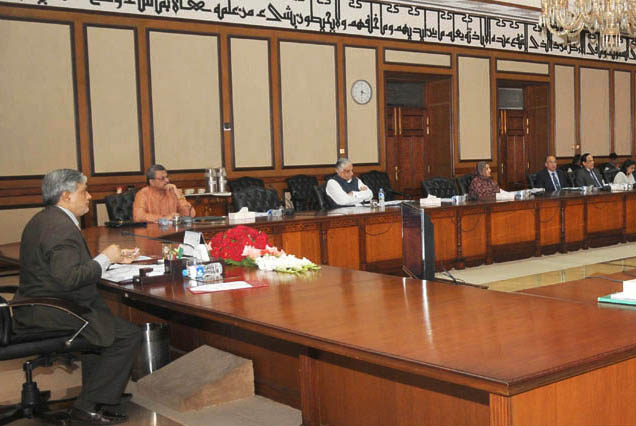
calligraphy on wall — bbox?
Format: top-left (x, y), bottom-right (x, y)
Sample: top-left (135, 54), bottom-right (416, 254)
top-left (6, 0), bottom-right (636, 63)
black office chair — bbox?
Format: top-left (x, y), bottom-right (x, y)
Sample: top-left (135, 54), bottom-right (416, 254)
top-left (313, 184), bottom-right (337, 210)
top-left (228, 177), bottom-right (265, 193)
top-left (527, 173), bottom-right (538, 189)
top-left (0, 286), bottom-right (95, 426)
top-left (456, 174), bottom-right (475, 195)
top-left (104, 189), bottom-right (136, 222)
top-left (285, 175), bottom-right (319, 211)
top-left (359, 170), bottom-right (406, 201)
top-left (603, 169), bottom-right (620, 185)
top-left (232, 187), bottom-right (280, 212)
top-left (566, 170), bottom-right (577, 187)
top-left (421, 177), bottom-right (458, 198)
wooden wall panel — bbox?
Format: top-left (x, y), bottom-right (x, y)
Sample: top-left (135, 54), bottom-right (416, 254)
top-left (458, 56), bottom-right (491, 160)
top-left (0, 207), bottom-right (40, 245)
top-left (539, 203), bottom-right (561, 246)
top-left (490, 209), bottom-right (535, 245)
top-left (460, 212), bottom-right (487, 258)
top-left (586, 196), bottom-right (622, 233)
top-left (384, 49), bottom-right (451, 67)
top-left (496, 60), bottom-right (548, 75)
top-left (148, 31), bottom-right (222, 170)
top-left (554, 65), bottom-right (576, 158)
top-left (280, 41), bottom-right (337, 167)
top-left (230, 37), bottom-right (273, 169)
top-left (564, 200), bottom-right (584, 243)
top-left (86, 26), bottom-right (141, 174)
top-left (326, 226), bottom-right (359, 268)
top-left (429, 213), bottom-right (457, 264)
top-left (345, 46), bottom-right (379, 164)
top-left (580, 68), bottom-right (610, 155)
top-left (365, 222), bottom-right (401, 263)
top-left (281, 230), bottom-right (321, 264)
top-left (626, 197), bottom-right (636, 235)
top-left (614, 70), bottom-right (632, 156)
top-left (0, 19), bottom-right (77, 176)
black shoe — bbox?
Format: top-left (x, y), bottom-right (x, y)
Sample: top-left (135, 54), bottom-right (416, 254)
top-left (69, 406), bottom-right (128, 425)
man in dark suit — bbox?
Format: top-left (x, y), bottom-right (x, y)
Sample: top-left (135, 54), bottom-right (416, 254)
top-left (14, 169), bottom-right (142, 425)
top-left (575, 153), bottom-right (604, 187)
top-left (535, 155), bottom-right (568, 192)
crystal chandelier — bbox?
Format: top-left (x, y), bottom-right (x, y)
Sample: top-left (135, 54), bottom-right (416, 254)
top-left (540, 0), bottom-right (636, 53)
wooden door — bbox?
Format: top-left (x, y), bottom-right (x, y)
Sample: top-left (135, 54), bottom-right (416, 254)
top-left (427, 79), bottom-right (452, 177)
top-left (499, 109), bottom-right (527, 190)
top-left (526, 85), bottom-right (550, 173)
top-left (386, 106), bottom-right (427, 195)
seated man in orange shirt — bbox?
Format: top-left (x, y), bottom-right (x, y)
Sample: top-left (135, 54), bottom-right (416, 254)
top-left (133, 164), bottom-right (195, 222)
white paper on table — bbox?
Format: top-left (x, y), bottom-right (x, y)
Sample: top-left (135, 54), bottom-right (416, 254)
top-left (188, 281), bottom-right (254, 293)
top-left (102, 263), bottom-right (165, 283)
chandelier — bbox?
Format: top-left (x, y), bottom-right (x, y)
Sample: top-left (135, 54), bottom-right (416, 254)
top-left (540, 0), bottom-right (636, 53)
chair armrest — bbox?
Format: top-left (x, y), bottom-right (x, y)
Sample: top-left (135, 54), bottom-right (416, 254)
top-left (0, 285), bottom-right (19, 294)
top-left (6, 297), bottom-right (90, 318)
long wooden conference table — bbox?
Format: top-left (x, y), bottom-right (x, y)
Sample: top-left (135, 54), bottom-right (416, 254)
top-left (4, 225), bottom-right (636, 425)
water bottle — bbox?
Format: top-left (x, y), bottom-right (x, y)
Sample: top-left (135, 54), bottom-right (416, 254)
top-left (378, 188), bottom-right (385, 207)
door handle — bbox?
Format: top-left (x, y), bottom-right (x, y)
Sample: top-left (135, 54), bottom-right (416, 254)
top-left (398, 107), bottom-right (402, 135)
top-left (526, 117), bottom-right (529, 135)
top-left (393, 107), bottom-right (398, 136)
top-left (427, 164), bottom-right (431, 174)
top-left (394, 166), bottom-right (399, 181)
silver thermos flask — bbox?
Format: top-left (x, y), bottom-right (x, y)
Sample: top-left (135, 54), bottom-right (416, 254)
top-left (205, 168), bottom-right (217, 193)
top-left (217, 167), bottom-right (227, 193)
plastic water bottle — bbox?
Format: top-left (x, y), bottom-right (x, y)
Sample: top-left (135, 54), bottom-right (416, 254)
top-left (378, 188), bottom-right (385, 207)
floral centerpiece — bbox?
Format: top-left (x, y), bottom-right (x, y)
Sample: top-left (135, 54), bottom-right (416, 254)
top-left (207, 225), bottom-right (319, 274)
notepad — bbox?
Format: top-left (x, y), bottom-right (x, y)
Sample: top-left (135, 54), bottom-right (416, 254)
top-left (598, 292), bottom-right (636, 306)
top-left (187, 281), bottom-right (266, 293)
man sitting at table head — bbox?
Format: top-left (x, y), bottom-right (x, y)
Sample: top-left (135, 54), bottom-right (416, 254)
top-left (575, 153), bottom-right (604, 187)
top-left (13, 169), bottom-right (142, 425)
top-left (535, 155), bottom-right (568, 192)
top-left (133, 164), bottom-right (195, 222)
top-left (326, 157), bottom-right (373, 206)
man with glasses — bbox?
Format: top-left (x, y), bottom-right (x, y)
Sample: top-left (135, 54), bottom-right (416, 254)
top-left (133, 164), bottom-right (195, 222)
top-left (575, 153), bottom-right (604, 188)
top-left (535, 155), bottom-right (568, 192)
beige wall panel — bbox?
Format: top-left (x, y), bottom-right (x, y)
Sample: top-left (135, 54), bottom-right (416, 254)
top-left (555, 65), bottom-right (576, 158)
top-left (385, 49), bottom-right (450, 67)
top-left (458, 56), bottom-right (491, 160)
top-left (580, 68), bottom-right (610, 155)
top-left (496, 60), bottom-right (548, 75)
top-left (0, 19), bottom-right (77, 176)
top-left (96, 203), bottom-right (109, 226)
top-left (346, 47), bottom-right (378, 164)
top-left (149, 31), bottom-right (222, 169)
top-left (87, 26), bottom-right (141, 173)
top-left (0, 208), bottom-right (40, 245)
top-left (614, 71), bottom-right (632, 155)
top-left (230, 38), bottom-right (272, 168)
top-left (280, 42), bottom-right (337, 166)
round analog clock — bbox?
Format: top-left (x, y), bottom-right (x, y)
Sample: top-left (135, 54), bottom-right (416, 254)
top-left (351, 79), bottom-right (373, 105)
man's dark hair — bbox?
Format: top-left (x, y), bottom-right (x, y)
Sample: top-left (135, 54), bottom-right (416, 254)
top-left (146, 164), bottom-right (167, 184)
top-left (609, 152), bottom-right (618, 160)
top-left (581, 153), bottom-right (592, 164)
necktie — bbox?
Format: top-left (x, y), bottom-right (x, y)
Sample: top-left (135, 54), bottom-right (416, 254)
top-left (551, 172), bottom-right (560, 190)
top-left (589, 170), bottom-right (601, 187)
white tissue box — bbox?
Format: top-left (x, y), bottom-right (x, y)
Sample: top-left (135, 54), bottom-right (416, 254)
top-left (495, 191), bottom-right (515, 201)
top-left (228, 207), bottom-right (256, 222)
top-left (419, 197), bottom-right (442, 207)
top-left (623, 279), bottom-right (636, 296)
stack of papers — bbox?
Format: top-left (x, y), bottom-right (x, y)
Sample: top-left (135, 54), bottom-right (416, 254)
top-left (102, 263), bottom-right (165, 283)
top-left (187, 281), bottom-right (265, 293)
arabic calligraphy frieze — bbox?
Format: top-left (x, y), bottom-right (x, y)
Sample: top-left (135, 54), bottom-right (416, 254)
top-left (4, 0), bottom-right (636, 63)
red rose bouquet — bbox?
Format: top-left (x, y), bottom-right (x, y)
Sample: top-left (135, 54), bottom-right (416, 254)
top-left (207, 225), bottom-right (280, 267)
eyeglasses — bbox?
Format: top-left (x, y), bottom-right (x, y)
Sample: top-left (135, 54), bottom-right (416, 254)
top-left (153, 175), bottom-right (169, 181)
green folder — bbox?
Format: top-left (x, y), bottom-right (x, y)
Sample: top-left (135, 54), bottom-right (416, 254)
top-left (598, 293), bottom-right (636, 306)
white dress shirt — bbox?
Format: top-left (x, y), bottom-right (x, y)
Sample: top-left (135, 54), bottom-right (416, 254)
top-left (325, 178), bottom-right (373, 206)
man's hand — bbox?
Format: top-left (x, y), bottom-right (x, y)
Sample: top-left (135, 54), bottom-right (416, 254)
top-left (101, 244), bottom-right (124, 263)
top-left (120, 248), bottom-right (140, 264)
top-left (165, 183), bottom-right (185, 200)
top-left (360, 185), bottom-right (368, 191)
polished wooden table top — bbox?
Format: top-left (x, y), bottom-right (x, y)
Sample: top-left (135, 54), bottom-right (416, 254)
top-left (101, 263), bottom-right (636, 397)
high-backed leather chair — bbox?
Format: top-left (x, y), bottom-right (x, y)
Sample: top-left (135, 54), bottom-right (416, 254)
top-left (603, 168), bottom-right (620, 185)
top-left (0, 286), bottom-right (96, 425)
top-left (359, 170), bottom-right (398, 201)
top-left (232, 187), bottom-right (280, 212)
top-left (104, 189), bottom-right (136, 222)
top-left (456, 174), bottom-right (475, 195)
top-left (527, 173), bottom-right (538, 189)
top-left (228, 177), bottom-right (264, 193)
top-left (421, 177), bottom-right (458, 198)
top-left (286, 175), bottom-right (319, 211)
top-left (313, 184), bottom-right (337, 210)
